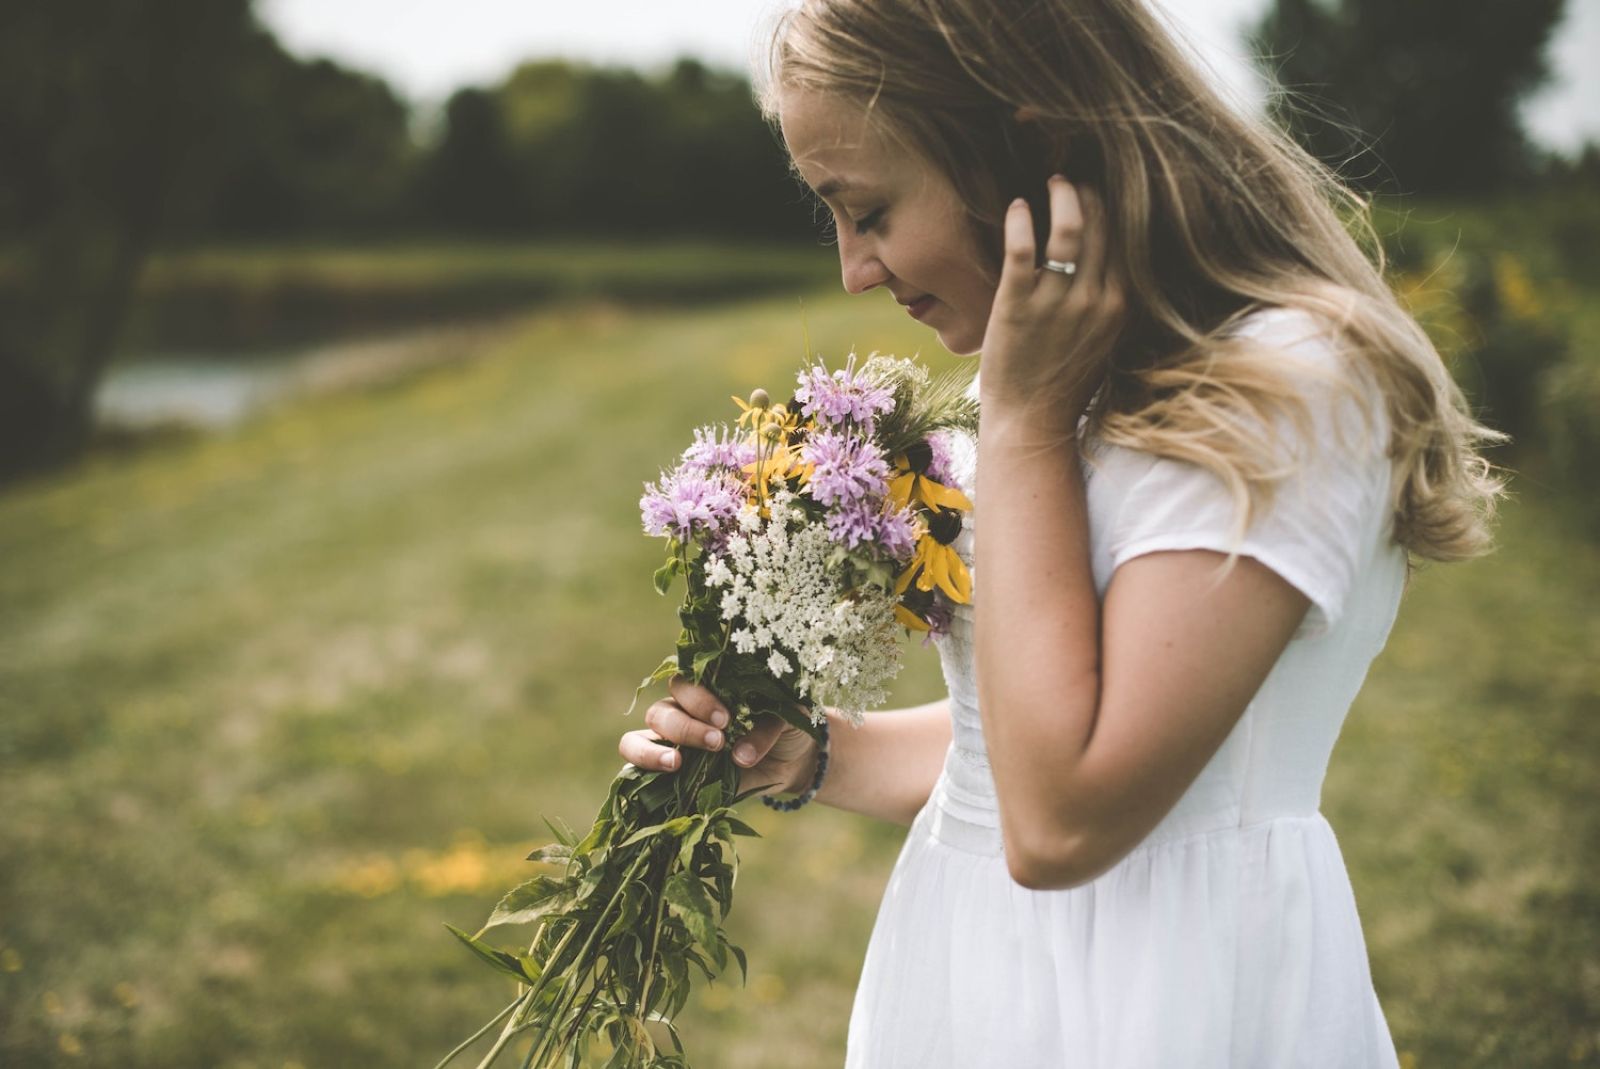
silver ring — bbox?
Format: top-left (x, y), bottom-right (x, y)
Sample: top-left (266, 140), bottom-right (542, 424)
top-left (1042, 259), bottom-right (1077, 275)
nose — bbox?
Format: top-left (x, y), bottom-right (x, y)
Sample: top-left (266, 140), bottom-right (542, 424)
top-left (838, 232), bottom-right (890, 295)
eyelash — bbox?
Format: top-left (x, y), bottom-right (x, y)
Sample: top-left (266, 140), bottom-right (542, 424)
top-left (851, 208), bottom-right (885, 235)
top-left (812, 201), bottom-right (884, 245)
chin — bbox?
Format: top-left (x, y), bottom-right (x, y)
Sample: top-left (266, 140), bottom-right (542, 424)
top-left (938, 328), bottom-right (984, 357)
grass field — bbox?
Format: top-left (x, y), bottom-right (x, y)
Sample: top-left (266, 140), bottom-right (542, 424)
top-left (1, 283), bottom-right (1596, 1067)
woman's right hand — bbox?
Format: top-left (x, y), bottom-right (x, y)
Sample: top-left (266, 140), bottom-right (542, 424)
top-left (619, 674), bottom-right (821, 800)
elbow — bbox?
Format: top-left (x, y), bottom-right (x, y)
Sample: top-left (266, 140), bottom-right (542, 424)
top-left (1005, 826), bottom-right (1125, 892)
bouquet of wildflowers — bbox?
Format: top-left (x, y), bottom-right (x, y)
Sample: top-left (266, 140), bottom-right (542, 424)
top-left (440, 352), bottom-right (978, 1069)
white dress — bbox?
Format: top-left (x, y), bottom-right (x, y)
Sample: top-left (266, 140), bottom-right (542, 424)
top-left (845, 308), bottom-right (1406, 1068)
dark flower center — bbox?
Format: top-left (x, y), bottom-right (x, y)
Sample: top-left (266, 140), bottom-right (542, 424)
top-left (927, 509), bottom-right (963, 545)
top-left (902, 439), bottom-right (933, 475)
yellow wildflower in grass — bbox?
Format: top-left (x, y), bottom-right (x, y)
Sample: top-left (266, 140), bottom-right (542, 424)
top-left (331, 854), bottom-right (402, 899)
top-left (1493, 253), bottom-right (1543, 321)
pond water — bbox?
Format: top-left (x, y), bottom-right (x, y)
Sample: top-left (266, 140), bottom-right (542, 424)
top-left (93, 318), bottom-right (515, 432)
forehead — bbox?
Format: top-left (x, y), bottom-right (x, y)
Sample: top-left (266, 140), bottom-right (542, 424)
top-left (778, 87), bottom-right (896, 190)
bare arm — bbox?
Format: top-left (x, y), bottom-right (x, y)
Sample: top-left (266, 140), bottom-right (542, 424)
top-left (975, 181), bottom-right (1314, 890)
top-left (809, 698), bottom-right (952, 827)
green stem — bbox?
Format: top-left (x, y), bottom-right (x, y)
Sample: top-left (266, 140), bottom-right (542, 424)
top-left (508, 847), bottom-right (653, 1056)
top-left (635, 822), bottom-right (682, 1023)
top-left (473, 993), bottom-right (530, 1069)
top-left (434, 995), bottom-right (522, 1069)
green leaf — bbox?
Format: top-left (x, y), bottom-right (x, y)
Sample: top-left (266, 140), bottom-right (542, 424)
top-left (524, 842), bottom-right (574, 864)
top-left (644, 1011), bottom-right (686, 1055)
top-left (719, 815), bottom-right (761, 838)
top-left (541, 814), bottom-right (578, 847)
top-left (677, 816), bottom-right (717, 870)
top-left (627, 654), bottom-right (680, 717)
top-left (694, 781), bottom-right (725, 815)
top-left (603, 880), bottom-right (646, 941)
top-left (664, 871), bottom-right (718, 955)
top-left (690, 647), bottom-right (719, 678)
top-left (617, 814), bottom-right (700, 850)
top-left (653, 561), bottom-right (676, 596)
top-left (484, 874), bottom-right (576, 931)
top-left (730, 779), bottom-right (784, 806)
top-left (444, 924), bottom-right (535, 984)
top-left (680, 945), bottom-right (716, 983)
top-left (728, 941), bottom-right (749, 986)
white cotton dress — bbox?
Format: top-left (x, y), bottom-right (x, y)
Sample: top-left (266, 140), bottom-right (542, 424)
top-left (844, 307), bottom-right (1406, 1068)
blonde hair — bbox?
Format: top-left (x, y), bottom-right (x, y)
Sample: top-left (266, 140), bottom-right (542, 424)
top-left (756, 0), bottom-right (1506, 565)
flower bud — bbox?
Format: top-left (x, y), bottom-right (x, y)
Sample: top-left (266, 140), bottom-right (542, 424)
top-left (761, 422), bottom-right (785, 442)
top-left (748, 388), bottom-right (771, 410)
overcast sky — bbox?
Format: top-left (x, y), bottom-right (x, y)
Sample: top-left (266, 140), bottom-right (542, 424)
top-left (260, 0), bottom-right (1599, 154)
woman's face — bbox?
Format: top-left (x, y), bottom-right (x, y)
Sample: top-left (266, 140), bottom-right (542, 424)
top-left (779, 87), bottom-right (999, 357)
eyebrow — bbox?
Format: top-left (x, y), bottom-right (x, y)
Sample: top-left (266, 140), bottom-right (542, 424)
top-left (814, 178), bottom-right (856, 198)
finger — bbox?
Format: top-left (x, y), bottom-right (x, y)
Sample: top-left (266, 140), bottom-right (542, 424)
top-left (1044, 174), bottom-right (1084, 273)
top-left (645, 697), bottom-right (726, 752)
top-left (620, 728), bottom-right (683, 771)
top-left (667, 674), bottom-right (731, 729)
top-left (730, 713), bottom-right (788, 767)
top-left (1074, 185), bottom-right (1109, 297)
top-left (996, 197), bottom-right (1039, 308)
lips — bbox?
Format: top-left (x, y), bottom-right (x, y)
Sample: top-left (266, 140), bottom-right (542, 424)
top-left (903, 295), bottom-right (936, 320)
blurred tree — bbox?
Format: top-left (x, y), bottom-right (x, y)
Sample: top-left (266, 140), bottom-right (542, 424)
top-left (415, 88), bottom-right (529, 233)
top-left (425, 58), bottom-right (814, 239)
top-left (1251, 0), bottom-right (1567, 194)
top-left (0, 0), bottom-right (259, 482)
top-left (203, 39), bottom-right (417, 236)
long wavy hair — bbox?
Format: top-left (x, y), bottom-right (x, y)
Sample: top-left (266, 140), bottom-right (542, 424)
top-left (755, 0), bottom-right (1507, 565)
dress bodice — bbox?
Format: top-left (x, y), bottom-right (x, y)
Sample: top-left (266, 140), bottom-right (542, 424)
top-left (925, 310), bottom-right (1408, 860)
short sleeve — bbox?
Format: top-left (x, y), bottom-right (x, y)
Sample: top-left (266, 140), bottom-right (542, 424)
top-left (1105, 309), bottom-right (1391, 640)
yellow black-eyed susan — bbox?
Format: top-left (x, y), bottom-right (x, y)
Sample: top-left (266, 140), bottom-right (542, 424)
top-left (896, 507), bottom-right (971, 603)
top-left (888, 439), bottom-right (973, 515)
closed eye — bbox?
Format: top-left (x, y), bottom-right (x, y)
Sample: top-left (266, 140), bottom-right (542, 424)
top-left (852, 208), bottom-right (885, 235)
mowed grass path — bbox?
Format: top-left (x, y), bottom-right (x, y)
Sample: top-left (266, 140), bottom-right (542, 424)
top-left (1, 289), bottom-right (1595, 1067)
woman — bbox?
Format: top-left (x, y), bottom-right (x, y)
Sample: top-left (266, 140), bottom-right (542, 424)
top-left (618, 0), bottom-right (1504, 1064)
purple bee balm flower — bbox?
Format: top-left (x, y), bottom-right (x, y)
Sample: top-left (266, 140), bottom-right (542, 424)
top-left (925, 430), bottom-right (959, 486)
top-left (803, 429), bottom-right (890, 508)
top-left (640, 468), bottom-right (744, 544)
top-left (793, 354), bottom-right (897, 434)
top-left (679, 424), bottom-right (757, 476)
top-left (876, 503), bottom-right (921, 559)
top-left (825, 499), bottom-right (920, 557)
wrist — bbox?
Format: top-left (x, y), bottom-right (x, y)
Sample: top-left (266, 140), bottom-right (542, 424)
top-left (786, 714), bottom-right (828, 794)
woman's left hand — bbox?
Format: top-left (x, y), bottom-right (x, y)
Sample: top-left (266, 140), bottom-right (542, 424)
top-left (978, 175), bottom-right (1126, 428)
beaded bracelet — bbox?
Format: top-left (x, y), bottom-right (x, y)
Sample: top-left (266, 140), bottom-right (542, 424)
top-left (761, 717), bottom-right (830, 812)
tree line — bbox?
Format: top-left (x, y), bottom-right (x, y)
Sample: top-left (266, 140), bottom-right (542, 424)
top-left (0, 0), bottom-right (1588, 482)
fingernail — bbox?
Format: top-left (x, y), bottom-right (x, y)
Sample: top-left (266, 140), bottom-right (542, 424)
top-left (664, 751), bottom-right (679, 769)
top-left (1011, 197), bottom-right (1026, 209)
top-left (712, 708), bottom-right (729, 728)
top-left (735, 745), bottom-right (755, 765)
top-left (706, 730), bottom-right (722, 749)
